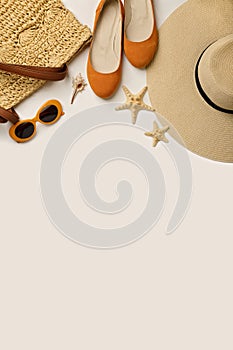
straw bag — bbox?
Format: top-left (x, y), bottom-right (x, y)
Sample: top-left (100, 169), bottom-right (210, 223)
top-left (0, 0), bottom-right (92, 124)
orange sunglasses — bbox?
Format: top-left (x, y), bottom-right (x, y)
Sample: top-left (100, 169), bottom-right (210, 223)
top-left (9, 100), bottom-right (64, 143)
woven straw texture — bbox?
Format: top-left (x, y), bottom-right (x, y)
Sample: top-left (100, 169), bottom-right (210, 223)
top-left (0, 0), bottom-right (92, 110)
top-left (147, 0), bottom-right (233, 163)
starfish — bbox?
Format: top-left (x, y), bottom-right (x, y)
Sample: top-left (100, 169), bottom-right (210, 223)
top-left (145, 121), bottom-right (170, 147)
top-left (115, 85), bottom-right (155, 124)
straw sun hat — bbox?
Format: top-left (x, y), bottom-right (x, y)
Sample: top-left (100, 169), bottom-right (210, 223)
top-left (147, 0), bottom-right (233, 163)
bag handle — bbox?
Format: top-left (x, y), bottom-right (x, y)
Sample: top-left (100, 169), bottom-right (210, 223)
top-left (0, 63), bottom-right (68, 81)
top-left (0, 63), bottom-right (68, 124)
top-left (0, 107), bottom-right (19, 124)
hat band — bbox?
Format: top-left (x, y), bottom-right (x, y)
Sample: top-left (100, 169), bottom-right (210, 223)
top-left (195, 48), bottom-right (233, 115)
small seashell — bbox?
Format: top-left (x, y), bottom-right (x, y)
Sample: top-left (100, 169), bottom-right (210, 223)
top-left (71, 73), bottom-right (87, 104)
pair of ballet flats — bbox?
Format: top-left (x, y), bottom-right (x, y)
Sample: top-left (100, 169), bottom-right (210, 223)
top-left (87, 0), bottom-right (158, 99)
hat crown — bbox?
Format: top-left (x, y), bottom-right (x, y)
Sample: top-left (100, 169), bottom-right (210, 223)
top-left (198, 35), bottom-right (233, 111)
top-left (210, 38), bottom-right (233, 94)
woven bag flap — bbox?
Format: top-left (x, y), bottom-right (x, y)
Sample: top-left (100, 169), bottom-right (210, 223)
top-left (0, 0), bottom-right (92, 109)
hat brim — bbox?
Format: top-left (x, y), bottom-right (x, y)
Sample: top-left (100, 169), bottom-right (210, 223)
top-left (147, 0), bottom-right (233, 163)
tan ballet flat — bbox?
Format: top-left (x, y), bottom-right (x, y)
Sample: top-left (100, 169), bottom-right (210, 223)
top-left (87, 0), bottom-right (124, 98)
top-left (124, 0), bottom-right (158, 69)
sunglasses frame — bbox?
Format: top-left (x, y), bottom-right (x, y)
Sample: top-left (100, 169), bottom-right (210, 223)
top-left (9, 100), bottom-right (64, 143)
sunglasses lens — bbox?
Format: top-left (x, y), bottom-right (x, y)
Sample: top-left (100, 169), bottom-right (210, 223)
top-left (15, 122), bottom-right (35, 139)
top-left (39, 105), bottom-right (59, 123)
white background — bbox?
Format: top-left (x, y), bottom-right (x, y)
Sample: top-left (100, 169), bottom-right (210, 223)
top-left (0, 0), bottom-right (233, 349)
